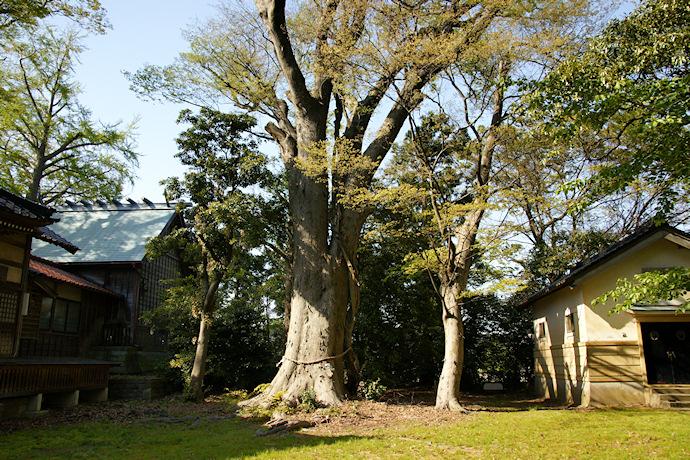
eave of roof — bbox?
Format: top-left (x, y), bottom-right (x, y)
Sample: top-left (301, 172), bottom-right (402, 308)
top-left (36, 226), bottom-right (79, 254)
top-left (0, 188), bottom-right (56, 224)
top-left (516, 223), bottom-right (690, 310)
top-left (29, 257), bottom-right (119, 297)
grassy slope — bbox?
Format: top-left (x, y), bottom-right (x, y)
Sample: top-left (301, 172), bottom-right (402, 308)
top-left (2, 408), bottom-right (689, 459)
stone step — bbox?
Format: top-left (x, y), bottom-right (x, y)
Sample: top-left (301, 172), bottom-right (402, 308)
top-left (669, 402), bottom-right (690, 410)
top-left (649, 385), bottom-right (690, 395)
top-left (661, 394), bottom-right (690, 402)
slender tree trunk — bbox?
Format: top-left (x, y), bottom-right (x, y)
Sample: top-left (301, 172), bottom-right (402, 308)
top-left (435, 208), bottom-right (483, 409)
top-left (436, 279), bottom-right (465, 410)
top-left (187, 272), bottom-right (220, 402)
top-left (435, 60), bottom-right (508, 410)
top-left (188, 312), bottom-right (211, 402)
top-left (28, 152), bottom-right (46, 201)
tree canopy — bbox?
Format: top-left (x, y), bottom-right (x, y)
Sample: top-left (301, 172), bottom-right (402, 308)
top-left (0, 27), bottom-right (137, 203)
top-left (530, 0), bottom-right (690, 216)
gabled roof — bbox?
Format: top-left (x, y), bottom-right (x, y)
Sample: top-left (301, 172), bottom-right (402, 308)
top-left (29, 257), bottom-right (119, 296)
top-left (517, 223), bottom-right (690, 309)
top-left (31, 199), bottom-right (179, 264)
top-left (0, 188), bottom-right (79, 253)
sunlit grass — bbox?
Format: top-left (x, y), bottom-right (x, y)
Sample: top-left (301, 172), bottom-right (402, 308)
top-left (2, 407), bottom-right (689, 459)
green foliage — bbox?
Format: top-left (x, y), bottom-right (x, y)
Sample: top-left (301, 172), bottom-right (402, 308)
top-left (0, 27), bottom-right (138, 203)
top-left (461, 295), bottom-right (534, 390)
top-left (251, 383), bottom-right (271, 397)
top-left (220, 389), bottom-right (249, 406)
top-left (0, 0), bottom-right (109, 38)
top-left (530, 0), bottom-right (690, 216)
top-left (358, 379), bottom-right (388, 401)
top-left (523, 230), bottom-right (618, 291)
top-left (207, 298), bottom-right (284, 391)
top-left (297, 389), bottom-right (318, 412)
top-left (354, 209), bottom-right (444, 389)
top-left (594, 266), bottom-right (690, 314)
top-left (143, 275), bottom-right (284, 394)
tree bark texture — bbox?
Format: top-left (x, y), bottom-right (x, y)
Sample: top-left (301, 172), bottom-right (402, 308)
top-left (246, 0), bottom-right (499, 407)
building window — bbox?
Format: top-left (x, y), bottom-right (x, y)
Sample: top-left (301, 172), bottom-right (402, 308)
top-left (39, 297), bottom-right (53, 330)
top-left (565, 310), bottom-right (575, 335)
top-left (536, 320), bottom-right (546, 340)
top-left (40, 296), bottom-right (80, 334)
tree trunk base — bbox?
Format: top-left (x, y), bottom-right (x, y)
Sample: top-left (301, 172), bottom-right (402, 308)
top-left (435, 398), bottom-right (468, 412)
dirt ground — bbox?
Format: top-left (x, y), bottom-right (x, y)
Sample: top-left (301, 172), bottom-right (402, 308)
top-left (0, 390), bottom-right (568, 436)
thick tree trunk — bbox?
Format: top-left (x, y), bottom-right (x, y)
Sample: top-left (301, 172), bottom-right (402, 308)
top-left (436, 280), bottom-right (465, 410)
top-left (252, 168), bottom-right (363, 406)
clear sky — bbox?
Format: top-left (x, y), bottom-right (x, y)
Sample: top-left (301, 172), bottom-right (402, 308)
top-left (75, 0), bottom-right (217, 203)
top-left (75, 1), bottom-right (637, 204)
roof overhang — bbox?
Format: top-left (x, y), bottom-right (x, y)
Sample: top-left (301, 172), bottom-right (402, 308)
top-left (517, 224), bottom-right (690, 310)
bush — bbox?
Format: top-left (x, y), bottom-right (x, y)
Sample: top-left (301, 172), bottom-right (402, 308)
top-left (359, 379), bottom-right (388, 401)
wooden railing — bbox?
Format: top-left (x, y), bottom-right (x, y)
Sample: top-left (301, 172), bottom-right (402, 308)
top-left (102, 324), bottom-right (132, 346)
top-left (0, 362), bottom-right (112, 398)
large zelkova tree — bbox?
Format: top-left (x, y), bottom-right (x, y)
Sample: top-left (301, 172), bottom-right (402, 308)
top-left (529, 0), bottom-right (690, 312)
top-left (0, 27), bottom-right (137, 204)
top-left (147, 108), bottom-right (277, 402)
top-left (128, 0), bottom-right (599, 407)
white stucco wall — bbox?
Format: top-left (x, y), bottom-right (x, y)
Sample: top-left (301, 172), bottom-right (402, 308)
top-left (531, 234), bottom-right (690, 406)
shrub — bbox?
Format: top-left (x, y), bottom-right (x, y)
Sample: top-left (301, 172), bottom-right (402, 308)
top-left (359, 379), bottom-right (387, 401)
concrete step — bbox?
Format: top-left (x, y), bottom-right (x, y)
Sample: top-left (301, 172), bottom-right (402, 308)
top-left (649, 385), bottom-right (690, 395)
top-left (671, 401), bottom-right (690, 411)
top-left (650, 386), bottom-right (690, 410)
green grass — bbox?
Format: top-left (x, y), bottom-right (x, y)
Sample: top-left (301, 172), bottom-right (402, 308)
top-left (2, 407), bottom-right (689, 459)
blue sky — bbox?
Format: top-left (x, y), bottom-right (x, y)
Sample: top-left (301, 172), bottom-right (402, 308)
top-left (74, 1), bottom-right (637, 203)
top-left (76, 0), bottom-right (217, 202)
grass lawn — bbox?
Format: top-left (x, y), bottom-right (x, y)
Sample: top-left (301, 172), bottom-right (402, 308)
top-left (2, 405), bottom-right (688, 459)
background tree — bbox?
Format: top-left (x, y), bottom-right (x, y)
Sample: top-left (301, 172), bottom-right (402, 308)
top-left (354, 207), bottom-right (444, 390)
top-left (0, 0), bottom-right (108, 39)
top-left (530, 0), bottom-right (690, 216)
top-left (527, 0), bottom-right (690, 313)
top-left (0, 27), bottom-right (137, 203)
top-left (147, 107), bottom-right (277, 401)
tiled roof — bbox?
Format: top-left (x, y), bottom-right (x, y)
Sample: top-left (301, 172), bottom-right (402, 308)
top-left (32, 200), bottom-right (180, 263)
top-left (36, 226), bottom-right (79, 254)
top-left (0, 188), bottom-right (78, 253)
top-left (0, 188), bottom-right (55, 223)
top-left (29, 257), bottom-right (119, 296)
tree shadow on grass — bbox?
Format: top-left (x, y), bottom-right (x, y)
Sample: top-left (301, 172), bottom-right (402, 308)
top-left (382, 389), bottom-right (571, 412)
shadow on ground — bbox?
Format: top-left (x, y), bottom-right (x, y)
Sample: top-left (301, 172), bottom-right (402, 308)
top-left (382, 389), bottom-right (570, 411)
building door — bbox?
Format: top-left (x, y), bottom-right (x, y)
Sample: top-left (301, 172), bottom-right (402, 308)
top-left (0, 289), bottom-right (20, 356)
top-left (641, 322), bottom-right (690, 384)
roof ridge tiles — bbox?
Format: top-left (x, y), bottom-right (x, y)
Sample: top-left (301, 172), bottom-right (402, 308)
top-left (56, 198), bottom-right (177, 211)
